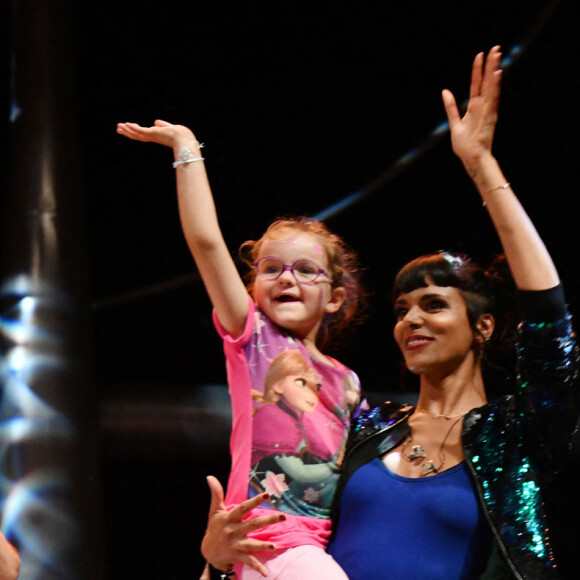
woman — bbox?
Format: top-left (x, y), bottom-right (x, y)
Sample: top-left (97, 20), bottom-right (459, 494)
top-left (200, 46), bottom-right (578, 579)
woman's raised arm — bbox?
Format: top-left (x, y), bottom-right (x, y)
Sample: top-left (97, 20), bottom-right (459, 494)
top-left (442, 46), bottom-right (559, 291)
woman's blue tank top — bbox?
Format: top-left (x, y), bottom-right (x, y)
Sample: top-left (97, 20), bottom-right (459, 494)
top-left (327, 458), bottom-right (493, 579)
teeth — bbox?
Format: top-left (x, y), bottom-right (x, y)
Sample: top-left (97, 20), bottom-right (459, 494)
top-left (408, 338), bottom-right (431, 345)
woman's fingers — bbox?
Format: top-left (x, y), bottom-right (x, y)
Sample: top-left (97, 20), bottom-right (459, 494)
top-left (206, 475), bottom-right (226, 518)
top-left (441, 89), bottom-right (460, 128)
top-left (482, 47), bottom-right (502, 110)
top-left (469, 51), bottom-right (484, 101)
top-left (201, 476), bottom-right (281, 573)
top-left (228, 492), bottom-right (272, 519)
top-left (243, 511), bottom-right (286, 534)
top-left (241, 554), bottom-right (270, 578)
top-left (442, 47), bottom-right (505, 170)
top-left (468, 46), bottom-right (501, 105)
top-left (481, 47), bottom-right (500, 85)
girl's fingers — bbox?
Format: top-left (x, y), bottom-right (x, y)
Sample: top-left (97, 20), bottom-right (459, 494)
top-left (116, 122), bottom-right (149, 141)
top-left (116, 120), bottom-right (194, 149)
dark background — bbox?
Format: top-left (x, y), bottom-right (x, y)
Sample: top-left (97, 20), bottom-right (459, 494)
top-left (5, 0), bottom-right (580, 577)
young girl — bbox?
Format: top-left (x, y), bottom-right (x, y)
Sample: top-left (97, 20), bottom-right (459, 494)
top-left (116, 122), bottom-right (367, 578)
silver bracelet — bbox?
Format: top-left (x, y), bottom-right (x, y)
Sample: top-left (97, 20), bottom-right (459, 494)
top-left (173, 156), bottom-right (205, 168)
top-left (173, 141), bottom-right (205, 168)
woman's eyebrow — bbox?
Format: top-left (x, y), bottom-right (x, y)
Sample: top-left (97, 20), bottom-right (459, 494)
top-left (395, 291), bottom-right (446, 306)
top-left (420, 292), bottom-right (446, 300)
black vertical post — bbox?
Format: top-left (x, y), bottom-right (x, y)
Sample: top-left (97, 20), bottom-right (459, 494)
top-left (0, 1), bottom-right (105, 578)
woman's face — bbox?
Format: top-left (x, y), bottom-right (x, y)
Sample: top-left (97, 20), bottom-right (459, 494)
top-left (273, 374), bottom-right (320, 414)
top-left (393, 283), bottom-right (477, 377)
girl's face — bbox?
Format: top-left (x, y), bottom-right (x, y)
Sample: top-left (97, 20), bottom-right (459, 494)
top-left (252, 233), bottom-right (345, 341)
top-left (273, 374), bottom-right (320, 414)
top-left (393, 283), bottom-right (479, 378)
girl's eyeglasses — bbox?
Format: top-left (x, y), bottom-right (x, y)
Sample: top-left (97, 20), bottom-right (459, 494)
top-left (253, 256), bottom-right (331, 284)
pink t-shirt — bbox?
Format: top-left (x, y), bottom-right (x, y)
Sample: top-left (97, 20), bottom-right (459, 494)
top-left (213, 298), bottom-right (365, 550)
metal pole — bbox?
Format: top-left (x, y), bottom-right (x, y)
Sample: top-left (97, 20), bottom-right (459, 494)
top-left (1, 1), bottom-right (105, 578)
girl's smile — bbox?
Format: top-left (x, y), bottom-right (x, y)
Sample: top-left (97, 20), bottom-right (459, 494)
top-left (252, 234), bottom-right (344, 342)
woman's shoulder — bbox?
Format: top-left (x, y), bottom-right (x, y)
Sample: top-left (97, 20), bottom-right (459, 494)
top-left (341, 402), bottom-right (413, 476)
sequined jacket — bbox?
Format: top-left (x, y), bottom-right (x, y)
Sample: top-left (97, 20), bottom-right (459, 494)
top-left (333, 304), bottom-right (577, 579)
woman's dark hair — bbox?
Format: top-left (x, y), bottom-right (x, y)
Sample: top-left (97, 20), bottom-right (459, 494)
top-left (392, 251), bottom-right (517, 394)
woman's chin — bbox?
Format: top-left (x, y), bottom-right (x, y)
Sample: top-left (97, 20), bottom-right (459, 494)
top-left (407, 364), bottom-right (426, 375)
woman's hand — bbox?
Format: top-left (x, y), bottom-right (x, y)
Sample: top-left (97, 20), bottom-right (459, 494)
top-left (442, 46), bottom-right (503, 177)
top-left (201, 476), bottom-right (285, 578)
top-left (116, 119), bottom-right (195, 150)
top-left (442, 46), bottom-right (559, 290)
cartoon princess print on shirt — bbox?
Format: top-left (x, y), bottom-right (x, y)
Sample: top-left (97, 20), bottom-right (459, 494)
top-left (250, 350), bottom-right (343, 517)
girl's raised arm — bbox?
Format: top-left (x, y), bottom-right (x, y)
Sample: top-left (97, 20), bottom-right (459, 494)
top-left (117, 120), bottom-right (249, 337)
top-left (442, 46), bottom-right (559, 291)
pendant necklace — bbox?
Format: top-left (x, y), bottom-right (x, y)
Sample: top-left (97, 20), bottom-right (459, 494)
top-left (401, 412), bottom-right (466, 475)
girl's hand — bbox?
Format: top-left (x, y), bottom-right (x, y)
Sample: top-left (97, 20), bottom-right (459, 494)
top-left (116, 119), bottom-right (195, 150)
top-left (201, 476), bottom-right (283, 578)
top-left (442, 46), bottom-right (503, 177)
